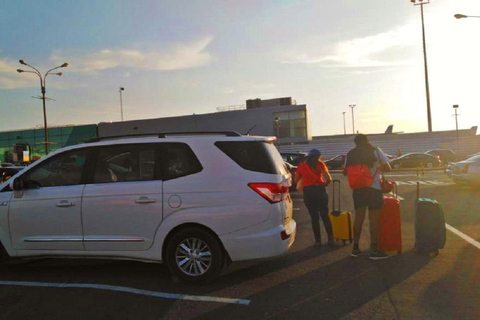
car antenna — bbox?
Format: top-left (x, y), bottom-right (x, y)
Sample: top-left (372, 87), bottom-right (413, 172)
top-left (245, 125), bottom-right (257, 135)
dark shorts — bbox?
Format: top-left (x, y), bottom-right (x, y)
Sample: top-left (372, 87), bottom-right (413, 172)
top-left (352, 187), bottom-right (384, 210)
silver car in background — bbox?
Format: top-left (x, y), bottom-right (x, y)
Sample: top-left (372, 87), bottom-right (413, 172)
top-left (446, 154), bottom-right (480, 188)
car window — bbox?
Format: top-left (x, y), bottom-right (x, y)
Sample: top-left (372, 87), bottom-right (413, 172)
top-left (93, 144), bottom-right (157, 183)
top-left (162, 143), bottom-right (203, 180)
top-left (25, 149), bottom-right (89, 187)
top-left (216, 141), bottom-right (287, 174)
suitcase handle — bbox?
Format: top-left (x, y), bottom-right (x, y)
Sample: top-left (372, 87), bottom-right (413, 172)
top-left (332, 179), bottom-right (341, 214)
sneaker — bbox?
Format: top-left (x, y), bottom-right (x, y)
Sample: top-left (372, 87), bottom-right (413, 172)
top-left (369, 247), bottom-right (388, 260)
top-left (350, 248), bottom-right (361, 258)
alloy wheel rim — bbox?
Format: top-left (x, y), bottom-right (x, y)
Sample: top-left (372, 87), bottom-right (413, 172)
top-left (175, 237), bottom-right (212, 276)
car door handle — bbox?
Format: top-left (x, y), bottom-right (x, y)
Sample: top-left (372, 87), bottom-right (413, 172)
top-left (56, 200), bottom-right (75, 207)
top-left (135, 196), bottom-right (157, 204)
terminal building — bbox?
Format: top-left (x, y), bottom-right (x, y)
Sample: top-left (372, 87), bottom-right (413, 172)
top-left (1, 96), bottom-right (480, 163)
top-left (98, 97), bottom-right (311, 144)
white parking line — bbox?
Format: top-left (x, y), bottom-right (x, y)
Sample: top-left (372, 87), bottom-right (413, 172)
top-left (0, 281), bottom-right (251, 305)
top-left (446, 224), bottom-right (480, 250)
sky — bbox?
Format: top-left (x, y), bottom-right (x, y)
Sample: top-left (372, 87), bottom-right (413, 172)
top-left (1, 0), bottom-right (479, 136)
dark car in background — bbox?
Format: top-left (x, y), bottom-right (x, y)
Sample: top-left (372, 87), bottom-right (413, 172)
top-left (324, 154), bottom-right (346, 170)
top-left (281, 152), bottom-right (307, 166)
top-left (0, 167), bottom-right (24, 184)
top-left (285, 162), bottom-right (298, 191)
top-left (425, 149), bottom-right (456, 164)
top-left (389, 153), bottom-right (442, 169)
top-left (0, 162), bottom-right (15, 168)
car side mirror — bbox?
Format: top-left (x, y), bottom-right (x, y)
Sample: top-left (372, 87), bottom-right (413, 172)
top-left (10, 177), bottom-right (24, 191)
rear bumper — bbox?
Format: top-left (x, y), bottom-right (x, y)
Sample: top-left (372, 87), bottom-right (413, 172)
top-left (220, 219), bottom-right (296, 261)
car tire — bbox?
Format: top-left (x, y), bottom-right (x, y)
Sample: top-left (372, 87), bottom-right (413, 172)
top-left (0, 243), bottom-right (10, 265)
top-left (166, 227), bottom-right (224, 284)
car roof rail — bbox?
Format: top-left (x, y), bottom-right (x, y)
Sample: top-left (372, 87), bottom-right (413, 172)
top-left (86, 131), bottom-right (242, 143)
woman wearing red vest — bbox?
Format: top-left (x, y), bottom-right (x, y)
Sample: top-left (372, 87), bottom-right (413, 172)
top-left (295, 148), bottom-right (334, 247)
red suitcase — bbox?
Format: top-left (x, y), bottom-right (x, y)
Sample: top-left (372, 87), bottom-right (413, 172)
top-left (378, 184), bottom-right (402, 254)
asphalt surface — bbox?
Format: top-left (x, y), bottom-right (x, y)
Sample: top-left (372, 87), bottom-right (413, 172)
top-left (0, 171), bottom-right (479, 319)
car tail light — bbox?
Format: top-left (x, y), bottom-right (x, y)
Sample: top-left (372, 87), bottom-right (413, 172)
top-left (248, 183), bottom-right (289, 203)
top-left (462, 164), bottom-right (470, 173)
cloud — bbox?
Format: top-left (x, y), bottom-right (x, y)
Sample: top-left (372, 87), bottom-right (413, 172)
top-left (51, 36), bottom-right (215, 73)
top-left (280, 23), bottom-right (418, 68)
top-left (0, 59), bottom-right (36, 89)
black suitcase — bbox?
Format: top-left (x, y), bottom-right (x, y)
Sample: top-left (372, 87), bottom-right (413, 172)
top-left (415, 182), bottom-right (446, 255)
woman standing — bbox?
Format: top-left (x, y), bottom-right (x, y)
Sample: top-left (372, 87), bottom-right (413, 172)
top-left (295, 148), bottom-right (334, 247)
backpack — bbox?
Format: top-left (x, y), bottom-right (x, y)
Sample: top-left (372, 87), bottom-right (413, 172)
top-left (346, 164), bottom-right (378, 189)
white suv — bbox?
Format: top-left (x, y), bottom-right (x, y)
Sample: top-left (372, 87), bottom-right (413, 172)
top-left (0, 132), bottom-right (296, 283)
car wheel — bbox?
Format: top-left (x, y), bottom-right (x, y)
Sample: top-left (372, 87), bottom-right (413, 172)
top-left (426, 162), bottom-right (433, 168)
top-left (393, 163), bottom-right (401, 169)
top-left (166, 227), bottom-right (224, 284)
top-left (0, 243), bottom-right (10, 265)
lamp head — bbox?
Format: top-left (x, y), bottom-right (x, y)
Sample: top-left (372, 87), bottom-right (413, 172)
top-left (17, 69), bottom-right (24, 73)
top-left (19, 60), bottom-right (27, 65)
top-left (454, 14), bottom-right (467, 19)
top-left (60, 63), bottom-right (68, 68)
top-left (56, 72), bottom-right (63, 76)
top-left (120, 87), bottom-right (124, 91)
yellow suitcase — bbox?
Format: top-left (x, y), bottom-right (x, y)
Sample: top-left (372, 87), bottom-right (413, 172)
top-left (329, 180), bottom-right (353, 244)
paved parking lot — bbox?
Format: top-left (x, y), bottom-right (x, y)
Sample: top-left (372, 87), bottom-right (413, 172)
top-left (0, 171), bottom-right (479, 319)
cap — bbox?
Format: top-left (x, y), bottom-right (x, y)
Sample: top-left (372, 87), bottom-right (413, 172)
top-left (307, 148), bottom-right (321, 157)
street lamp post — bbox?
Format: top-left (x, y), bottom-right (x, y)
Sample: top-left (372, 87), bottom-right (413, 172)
top-left (453, 104), bottom-right (459, 153)
top-left (119, 87), bottom-right (125, 121)
top-left (454, 14), bottom-right (480, 19)
top-left (274, 116), bottom-right (280, 148)
top-left (342, 111), bottom-right (346, 135)
top-left (411, 0), bottom-right (432, 132)
top-left (17, 60), bottom-right (68, 155)
top-left (349, 104), bottom-right (356, 134)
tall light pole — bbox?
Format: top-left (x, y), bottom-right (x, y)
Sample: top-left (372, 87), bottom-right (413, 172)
top-left (349, 104), bottom-right (356, 134)
top-left (342, 111), bottom-right (346, 135)
top-left (453, 104), bottom-right (459, 153)
top-left (119, 87), bottom-right (125, 121)
top-left (454, 14), bottom-right (480, 19)
top-left (17, 60), bottom-right (68, 155)
top-left (274, 116), bottom-right (280, 148)
top-left (411, 0), bottom-right (432, 132)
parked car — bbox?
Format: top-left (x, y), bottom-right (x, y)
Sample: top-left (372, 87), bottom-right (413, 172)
top-left (324, 154), bottom-right (346, 170)
top-left (285, 162), bottom-right (297, 191)
top-left (0, 162), bottom-right (15, 168)
top-left (0, 132), bottom-right (296, 283)
top-left (389, 153), bottom-right (442, 169)
top-left (446, 154), bottom-right (480, 187)
top-left (281, 151), bottom-right (307, 166)
top-left (425, 149), bottom-right (456, 164)
top-left (0, 167), bottom-right (24, 184)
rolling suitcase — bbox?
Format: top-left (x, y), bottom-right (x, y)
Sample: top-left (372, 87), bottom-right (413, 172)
top-left (329, 180), bottom-right (353, 244)
top-left (415, 182), bottom-right (446, 255)
top-left (378, 183), bottom-right (402, 254)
